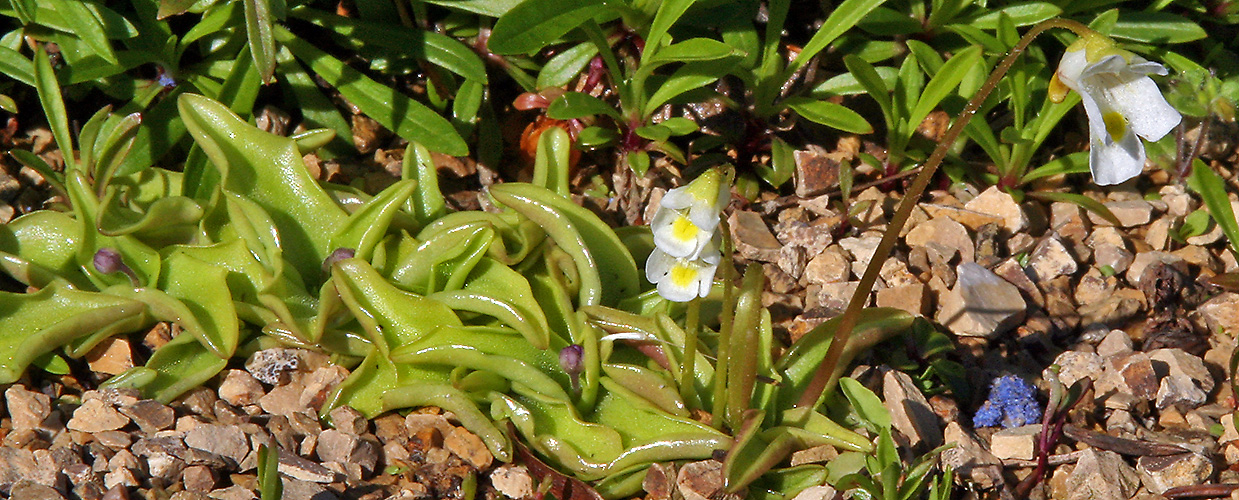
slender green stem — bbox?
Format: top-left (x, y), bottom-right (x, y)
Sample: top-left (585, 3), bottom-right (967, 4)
top-left (794, 18), bottom-right (1094, 408)
top-left (680, 297), bottom-right (700, 406)
top-left (711, 217), bottom-right (735, 429)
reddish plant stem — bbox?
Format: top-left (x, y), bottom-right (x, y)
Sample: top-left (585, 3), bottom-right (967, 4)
top-left (1163, 484), bottom-right (1239, 499)
top-left (794, 18), bottom-right (1094, 408)
top-left (1014, 393), bottom-right (1069, 498)
top-left (823, 166), bottom-right (924, 199)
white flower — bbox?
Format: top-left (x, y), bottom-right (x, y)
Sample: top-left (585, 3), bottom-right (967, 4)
top-left (1052, 39), bottom-right (1182, 186)
top-left (650, 200), bottom-right (714, 259)
top-left (645, 167), bottom-right (732, 302)
top-left (645, 243), bottom-right (720, 302)
top-left (650, 170), bottom-right (730, 259)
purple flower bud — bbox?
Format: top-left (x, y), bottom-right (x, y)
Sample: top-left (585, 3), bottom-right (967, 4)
top-left (93, 247), bottom-right (123, 274)
top-left (559, 344), bottom-right (583, 375)
top-left (559, 344), bottom-right (584, 393)
top-left (156, 66), bottom-right (177, 89)
top-left (93, 247), bottom-right (140, 287)
top-left (322, 247), bottom-right (356, 274)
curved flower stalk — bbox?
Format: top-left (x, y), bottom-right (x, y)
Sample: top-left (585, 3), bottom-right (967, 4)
top-left (800, 19), bottom-right (1186, 411)
top-left (1050, 33), bottom-right (1182, 185)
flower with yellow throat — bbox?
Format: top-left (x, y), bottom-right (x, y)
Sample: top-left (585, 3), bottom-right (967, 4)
top-left (1050, 33), bottom-right (1182, 185)
top-left (645, 242), bottom-right (721, 302)
top-left (650, 169), bottom-right (730, 259)
top-left (646, 168), bottom-right (730, 302)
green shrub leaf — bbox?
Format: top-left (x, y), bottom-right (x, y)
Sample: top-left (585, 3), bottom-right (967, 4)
top-left (1188, 159), bottom-right (1239, 256)
top-left (489, 0), bottom-right (609, 55)
top-left (548, 92), bottom-right (621, 120)
top-left (784, 97), bottom-right (874, 134)
top-left (1109, 12), bottom-right (1206, 44)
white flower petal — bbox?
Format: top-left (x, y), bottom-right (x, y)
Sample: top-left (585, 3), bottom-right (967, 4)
top-left (1055, 49), bottom-right (1088, 90)
top-left (694, 260), bottom-right (719, 298)
top-left (1076, 81), bottom-right (1110, 145)
top-left (646, 249), bottom-right (716, 302)
top-left (1078, 54), bottom-right (1130, 82)
top-left (659, 186), bottom-right (693, 210)
top-left (1126, 56), bottom-right (1168, 76)
top-left (1055, 44), bottom-right (1181, 186)
top-left (645, 248), bottom-right (676, 284)
top-left (656, 263), bottom-right (703, 302)
top-left (713, 181), bottom-right (730, 211)
top-left (651, 208), bottom-right (708, 258)
top-left (1107, 76), bottom-right (1180, 141)
top-left (1078, 82), bottom-right (1145, 186)
top-left (687, 197), bottom-right (721, 232)
top-left (1089, 124), bottom-right (1145, 185)
top-left (698, 239), bottom-right (721, 265)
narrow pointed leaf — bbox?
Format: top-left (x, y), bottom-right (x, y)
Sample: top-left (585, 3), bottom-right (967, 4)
top-left (788, 0), bottom-right (886, 75)
top-left (289, 7), bottom-right (488, 83)
top-left (643, 60), bottom-right (731, 116)
top-left (643, 0), bottom-right (697, 58)
top-left (839, 377), bottom-right (891, 432)
top-left (488, 0), bottom-right (608, 55)
top-left (1188, 159), bottom-right (1239, 256)
top-left (547, 92), bottom-right (622, 120)
top-left (47, 0), bottom-right (119, 64)
top-left (1020, 151), bottom-right (1090, 183)
top-left (0, 46), bottom-right (34, 87)
top-left (1027, 191), bottom-right (1122, 227)
top-left (784, 97), bottom-right (873, 134)
top-left (243, 0), bottom-right (277, 83)
top-left (33, 47), bottom-right (77, 173)
top-left (909, 45), bottom-right (981, 129)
